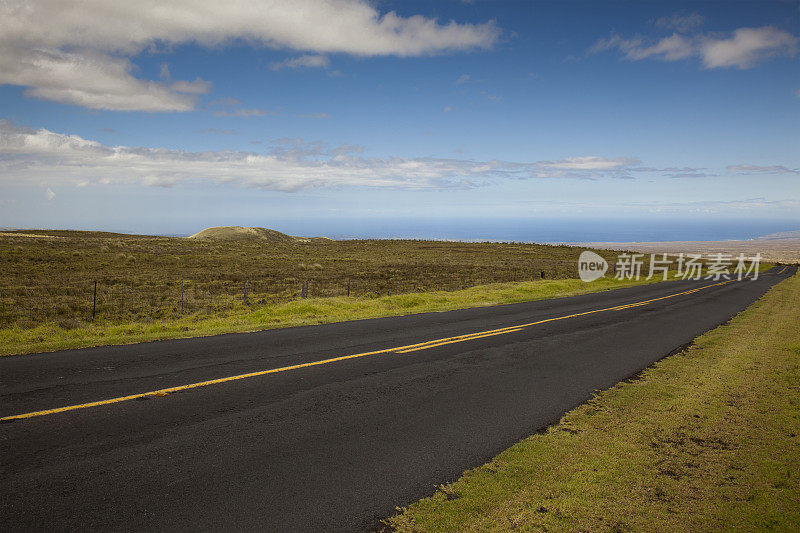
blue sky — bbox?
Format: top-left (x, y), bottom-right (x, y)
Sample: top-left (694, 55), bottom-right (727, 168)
top-left (0, 0), bottom-right (798, 239)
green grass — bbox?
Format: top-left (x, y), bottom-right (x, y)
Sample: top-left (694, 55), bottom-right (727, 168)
top-left (2, 274), bottom-right (682, 356)
top-left (386, 271), bottom-right (800, 532)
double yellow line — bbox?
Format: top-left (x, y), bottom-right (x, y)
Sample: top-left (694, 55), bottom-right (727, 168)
top-left (0, 274), bottom-right (775, 422)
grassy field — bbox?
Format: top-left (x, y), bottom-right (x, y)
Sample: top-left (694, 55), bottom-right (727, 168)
top-left (0, 230), bottom-right (618, 328)
top-left (387, 271), bottom-right (800, 532)
top-left (0, 229), bottom-right (771, 356)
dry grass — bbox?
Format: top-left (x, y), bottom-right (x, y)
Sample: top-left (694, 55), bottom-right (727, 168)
top-left (1, 230), bottom-right (610, 329)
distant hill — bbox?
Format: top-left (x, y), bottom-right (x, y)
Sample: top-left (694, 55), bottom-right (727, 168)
top-left (188, 226), bottom-right (332, 243)
top-left (756, 230), bottom-right (800, 241)
top-left (0, 229), bottom-right (150, 239)
top-left (580, 228), bottom-right (800, 263)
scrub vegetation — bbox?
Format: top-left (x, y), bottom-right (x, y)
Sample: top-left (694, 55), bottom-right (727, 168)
top-left (387, 271), bottom-right (800, 532)
top-left (0, 229), bottom-right (768, 356)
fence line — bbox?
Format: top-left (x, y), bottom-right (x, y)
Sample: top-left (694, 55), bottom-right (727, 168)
top-left (0, 262), bottom-right (615, 328)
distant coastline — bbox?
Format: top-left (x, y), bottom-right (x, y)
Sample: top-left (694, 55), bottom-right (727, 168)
top-left (3, 220), bottom-right (800, 246)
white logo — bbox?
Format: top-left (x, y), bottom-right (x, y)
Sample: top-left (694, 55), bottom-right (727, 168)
top-left (578, 251), bottom-right (608, 282)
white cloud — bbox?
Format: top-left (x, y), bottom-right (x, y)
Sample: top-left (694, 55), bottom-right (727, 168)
top-left (701, 27), bottom-right (798, 68)
top-left (795, 88), bottom-right (800, 98)
top-left (0, 121), bottom-right (645, 192)
top-left (443, 106), bottom-right (453, 113)
top-left (455, 74), bottom-right (471, 84)
top-left (727, 164), bottom-right (799, 175)
top-left (0, 48), bottom-right (199, 112)
top-left (667, 172), bottom-right (716, 179)
top-left (271, 55), bottom-right (330, 71)
top-left (539, 156), bottom-right (640, 171)
top-left (169, 78), bottom-right (213, 94)
top-left (590, 34), bottom-right (693, 62)
top-left (298, 113), bottom-right (330, 119)
top-left (591, 26), bottom-right (797, 69)
top-left (45, 188), bottom-right (55, 200)
top-left (1, 0), bottom-right (499, 111)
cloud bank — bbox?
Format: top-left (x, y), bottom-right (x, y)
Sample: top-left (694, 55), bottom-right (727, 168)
top-left (0, 0), bottom-right (499, 111)
top-left (4, 121), bottom-right (794, 194)
top-left (0, 121), bottom-right (644, 192)
top-left (591, 26), bottom-right (797, 69)
top-left (727, 164), bottom-right (799, 175)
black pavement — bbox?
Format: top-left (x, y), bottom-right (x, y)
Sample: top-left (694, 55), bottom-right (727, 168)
top-left (1, 266), bottom-right (795, 531)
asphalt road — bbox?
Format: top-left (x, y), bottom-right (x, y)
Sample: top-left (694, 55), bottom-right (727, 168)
top-left (1, 266), bottom-right (795, 531)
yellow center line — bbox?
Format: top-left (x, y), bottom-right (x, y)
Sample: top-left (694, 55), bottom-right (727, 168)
top-left (0, 274), bottom-right (769, 422)
top-left (393, 325), bottom-right (530, 352)
top-left (396, 328), bottom-right (526, 353)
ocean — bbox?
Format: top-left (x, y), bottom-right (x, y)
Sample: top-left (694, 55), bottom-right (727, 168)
top-left (267, 217), bottom-right (800, 243)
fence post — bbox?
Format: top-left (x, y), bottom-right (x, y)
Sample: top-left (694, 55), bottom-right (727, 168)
top-left (391, 276), bottom-right (395, 295)
top-left (346, 278), bottom-right (350, 297)
top-left (301, 280), bottom-right (308, 299)
top-left (244, 279), bottom-right (249, 302)
top-left (92, 281), bottom-right (97, 321)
